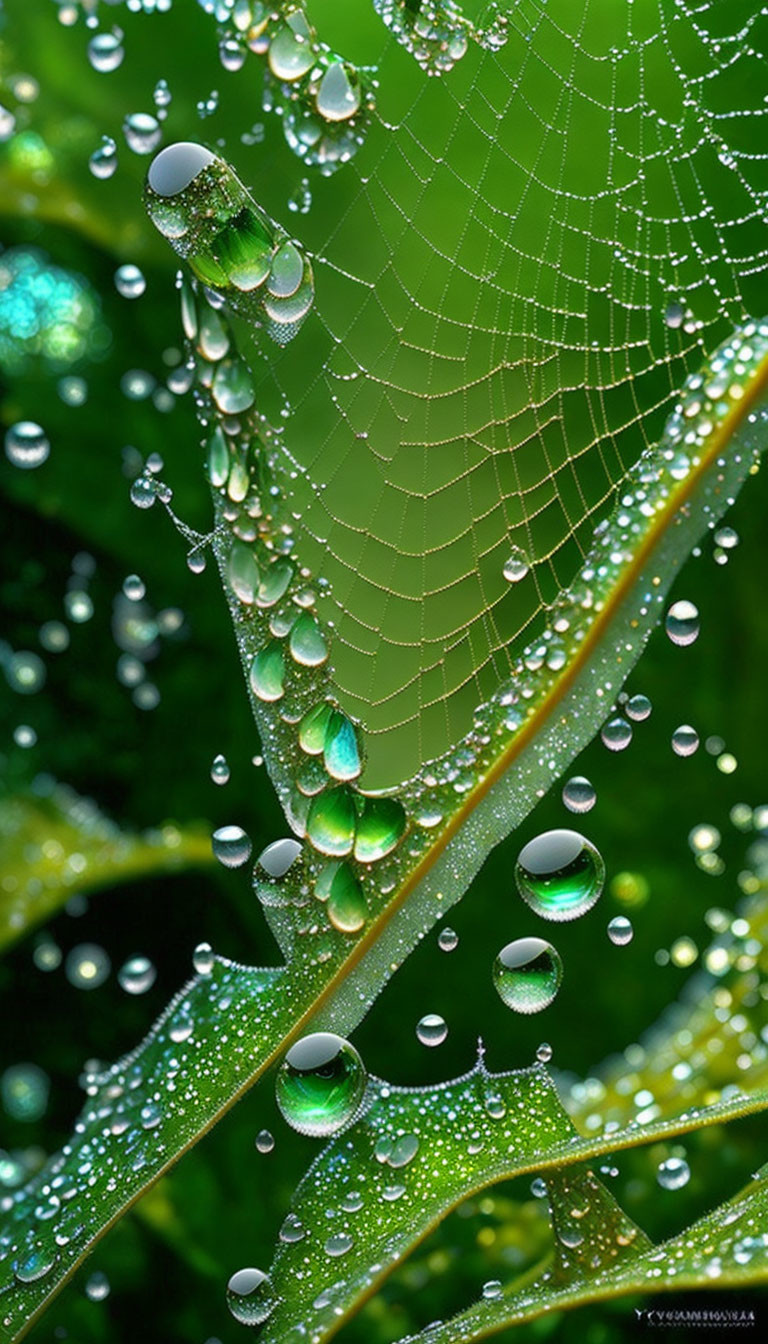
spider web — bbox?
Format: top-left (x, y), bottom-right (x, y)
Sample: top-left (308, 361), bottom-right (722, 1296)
top-left (232, 0), bottom-right (768, 790)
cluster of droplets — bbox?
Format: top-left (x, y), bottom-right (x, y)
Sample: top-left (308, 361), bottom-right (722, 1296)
top-left (145, 143), bottom-right (314, 346)
top-left (153, 264), bottom-right (409, 958)
top-left (202, 1), bottom-right (375, 173)
top-left (373, 0), bottom-right (509, 75)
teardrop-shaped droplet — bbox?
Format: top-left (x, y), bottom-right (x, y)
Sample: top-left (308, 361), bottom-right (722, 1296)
top-left (267, 241), bottom-right (304, 298)
top-left (493, 937), bottom-right (562, 1013)
top-left (198, 304), bottom-right (230, 360)
top-left (227, 541), bottom-right (260, 605)
top-left (213, 206), bottom-right (272, 291)
top-left (324, 710), bottom-right (361, 782)
top-left (268, 13), bottom-right (316, 81)
top-left (502, 546), bottom-right (529, 584)
top-left (289, 612), bottom-right (328, 666)
top-left (212, 358), bottom-right (255, 414)
top-left (354, 797), bottom-right (406, 862)
top-left (325, 863), bottom-right (367, 933)
top-left (299, 702), bottom-right (334, 754)
top-left (275, 1032), bottom-right (366, 1137)
top-left (206, 426), bottom-right (230, 487)
top-left (250, 642), bottom-right (285, 702)
top-left (516, 829), bottom-right (604, 922)
top-left (665, 599), bottom-right (700, 646)
top-left (211, 753), bottom-right (230, 785)
top-left (306, 787), bottom-right (356, 856)
top-left (257, 559), bottom-right (293, 608)
top-left (226, 1267), bottom-right (275, 1326)
top-left (315, 60), bottom-right (362, 122)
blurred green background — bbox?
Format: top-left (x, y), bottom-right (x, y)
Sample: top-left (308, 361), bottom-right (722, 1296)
top-left (1, 2), bottom-right (767, 1342)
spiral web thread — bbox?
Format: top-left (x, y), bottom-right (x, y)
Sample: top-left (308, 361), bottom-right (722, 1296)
top-left (239, 0), bottom-right (768, 788)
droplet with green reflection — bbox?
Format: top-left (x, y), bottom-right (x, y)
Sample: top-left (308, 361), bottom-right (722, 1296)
top-left (307, 786), bottom-right (356, 856)
top-left (315, 861), bottom-right (367, 933)
top-left (275, 1032), bottom-right (366, 1137)
top-left (226, 1266), bottom-right (275, 1325)
top-left (324, 710), bottom-right (361, 781)
top-left (299, 701), bottom-right (334, 755)
top-left (516, 829), bottom-right (604, 922)
top-left (354, 796), bottom-right (406, 862)
top-left (492, 937), bottom-right (563, 1013)
top-left (249, 642), bottom-right (285, 702)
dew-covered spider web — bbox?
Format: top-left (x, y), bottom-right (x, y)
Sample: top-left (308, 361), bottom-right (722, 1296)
top-left (69, 0), bottom-right (768, 790)
top-left (220, 0), bottom-right (768, 790)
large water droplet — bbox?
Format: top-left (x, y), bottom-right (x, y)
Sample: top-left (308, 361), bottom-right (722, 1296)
top-left (665, 599), bottom-right (700, 646)
top-left (212, 824), bottom-right (252, 868)
top-left (289, 612), bottom-right (328, 666)
top-left (226, 1267), bottom-right (275, 1325)
top-left (249, 642), bottom-right (285, 702)
top-left (416, 1013), bottom-right (447, 1047)
top-left (353, 796), bottom-right (406, 862)
top-left (307, 787), bottom-right (356, 857)
top-left (671, 724), bottom-right (699, 757)
top-left (493, 937), bottom-right (562, 1013)
top-left (325, 863), bottom-right (367, 933)
top-left (88, 31), bottom-right (124, 73)
top-left (315, 61), bottom-right (362, 122)
top-left (323, 710), bottom-right (361, 781)
top-left (4, 421), bottom-right (50, 469)
top-left (657, 1156), bottom-right (690, 1190)
top-left (562, 776), bottom-right (596, 814)
top-left (275, 1032), bottom-right (366, 1137)
top-left (268, 12), bottom-right (316, 81)
top-left (601, 717), bottom-right (632, 751)
top-left (148, 141), bottom-right (215, 195)
top-left (516, 829), bottom-right (604, 922)
top-left (259, 838), bottom-right (302, 878)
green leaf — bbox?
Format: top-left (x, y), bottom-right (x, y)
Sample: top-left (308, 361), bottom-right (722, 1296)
top-left (4, 2), bottom-right (768, 1339)
top-left (0, 778), bottom-right (213, 954)
top-left (401, 1162), bottom-right (768, 1343)
top-left (256, 1059), bottom-right (768, 1342)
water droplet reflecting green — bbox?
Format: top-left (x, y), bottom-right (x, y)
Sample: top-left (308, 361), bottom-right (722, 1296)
top-left (227, 541), bottom-right (260, 604)
top-left (416, 1013), bottom-right (447, 1046)
top-left (516, 829), bottom-right (604, 922)
top-left (493, 937), bottom-right (562, 1013)
top-left (354, 796), bottom-right (406, 862)
top-left (315, 61), bottom-right (362, 122)
top-left (288, 612), bottom-right (328, 666)
top-left (306, 786), bottom-right (356, 856)
top-left (275, 1032), bottom-right (366, 1137)
top-left (324, 710), bottom-right (361, 781)
top-left (665, 599), bottom-right (699, 646)
top-left (607, 915), bottom-right (633, 946)
top-left (250, 642), bottom-right (285, 702)
top-left (657, 1156), bottom-right (690, 1190)
top-left (299, 701), bottom-right (333, 755)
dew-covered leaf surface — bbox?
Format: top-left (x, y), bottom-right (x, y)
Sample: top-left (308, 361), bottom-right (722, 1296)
top-left (257, 1060), bottom-right (768, 1344)
top-left (0, 778), bottom-right (213, 953)
top-left (401, 1164), bottom-right (768, 1344)
top-left (3, 2), bottom-right (768, 1340)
